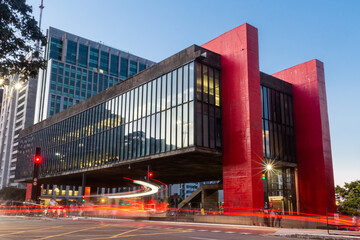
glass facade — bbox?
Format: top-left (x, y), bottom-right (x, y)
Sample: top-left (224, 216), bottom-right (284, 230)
top-left (261, 86), bottom-right (296, 163)
top-left (195, 63), bottom-right (221, 149)
top-left (45, 36), bottom-right (153, 118)
top-left (261, 85), bottom-right (297, 213)
top-left (17, 61), bottom-right (221, 180)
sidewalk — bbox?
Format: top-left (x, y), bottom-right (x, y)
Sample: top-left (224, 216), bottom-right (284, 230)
top-left (272, 228), bottom-right (360, 239)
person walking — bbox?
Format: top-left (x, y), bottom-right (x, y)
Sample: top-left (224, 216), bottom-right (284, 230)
top-left (270, 209), bottom-right (276, 227)
top-left (275, 208), bottom-right (282, 227)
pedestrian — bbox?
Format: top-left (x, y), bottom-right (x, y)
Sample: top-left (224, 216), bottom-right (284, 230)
top-left (275, 208), bottom-right (282, 227)
top-left (353, 214), bottom-right (358, 226)
top-left (270, 209), bottom-right (276, 227)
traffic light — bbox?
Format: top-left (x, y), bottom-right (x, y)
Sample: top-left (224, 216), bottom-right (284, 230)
top-left (34, 147), bottom-right (41, 165)
top-left (34, 156), bottom-right (41, 164)
top-left (262, 173), bottom-right (266, 180)
top-left (148, 171), bottom-right (153, 178)
top-left (81, 196), bottom-right (85, 203)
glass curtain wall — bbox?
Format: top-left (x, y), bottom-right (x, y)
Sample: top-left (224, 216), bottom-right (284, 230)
top-left (261, 85), bottom-right (297, 213)
top-left (195, 63), bottom-right (222, 149)
top-left (46, 37), bottom-right (152, 118)
top-left (17, 62), bottom-right (210, 180)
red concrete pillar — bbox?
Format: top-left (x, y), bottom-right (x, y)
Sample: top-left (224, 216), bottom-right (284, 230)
top-left (25, 183), bottom-right (32, 201)
top-left (202, 23), bottom-right (263, 212)
top-left (273, 60), bottom-right (336, 215)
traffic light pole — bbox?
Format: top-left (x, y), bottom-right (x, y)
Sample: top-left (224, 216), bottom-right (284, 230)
top-left (31, 147), bottom-right (41, 203)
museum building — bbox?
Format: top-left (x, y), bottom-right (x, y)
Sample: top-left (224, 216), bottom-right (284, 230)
top-left (15, 23), bottom-right (335, 215)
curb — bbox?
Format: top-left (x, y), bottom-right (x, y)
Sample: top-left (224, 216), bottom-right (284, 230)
top-left (273, 233), bottom-right (360, 239)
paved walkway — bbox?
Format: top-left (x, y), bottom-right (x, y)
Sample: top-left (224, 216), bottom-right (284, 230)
top-left (272, 228), bottom-right (360, 239)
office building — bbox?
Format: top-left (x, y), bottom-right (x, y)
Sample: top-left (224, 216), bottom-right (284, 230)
top-left (35, 27), bottom-right (154, 123)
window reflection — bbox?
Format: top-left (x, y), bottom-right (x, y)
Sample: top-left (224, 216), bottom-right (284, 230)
top-left (17, 61), bottom-right (217, 179)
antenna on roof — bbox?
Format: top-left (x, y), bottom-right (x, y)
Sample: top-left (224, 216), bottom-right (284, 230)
top-left (36, 0), bottom-right (44, 53)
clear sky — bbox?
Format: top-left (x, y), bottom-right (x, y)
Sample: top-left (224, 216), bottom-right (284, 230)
top-left (26, 0), bottom-right (359, 187)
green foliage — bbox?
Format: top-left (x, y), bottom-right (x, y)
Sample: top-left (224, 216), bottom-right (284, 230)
top-left (0, 187), bottom-right (26, 201)
top-left (336, 180), bottom-right (360, 216)
top-left (0, 0), bottom-right (46, 81)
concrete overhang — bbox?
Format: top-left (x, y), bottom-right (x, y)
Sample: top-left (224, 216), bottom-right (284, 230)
top-left (16, 147), bottom-right (222, 187)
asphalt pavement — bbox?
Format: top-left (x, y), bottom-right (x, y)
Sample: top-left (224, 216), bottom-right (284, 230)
top-left (0, 216), bottom-right (359, 240)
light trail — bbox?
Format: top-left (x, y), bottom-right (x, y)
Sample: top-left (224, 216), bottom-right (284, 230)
top-left (106, 180), bottom-right (160, 199)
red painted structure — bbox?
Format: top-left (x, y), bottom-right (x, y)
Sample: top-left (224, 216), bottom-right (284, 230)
top-left (203, 23), bottom-right (335, 214)
top-left (202, 24), bottom-right (264, 212)
top-left (273, 60), bottom-right (336, 214)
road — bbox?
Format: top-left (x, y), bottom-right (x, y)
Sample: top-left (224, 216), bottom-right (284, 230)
top-left (0, 216), bottom-right (295, 240)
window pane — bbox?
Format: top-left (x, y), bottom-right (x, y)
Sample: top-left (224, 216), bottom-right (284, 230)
top-left (138, 86), bottom-right (143, 119)
top-left (209, 67), bottom-right (214, 105)
top-left (183, 64), bottom-right (189, 103)
top-left (183, 103), bottom-right (188, 148)
top-left (78, 44), bottom-right (88, 68)
top-left (129, 90), bottom-right (134, 122)
top-left (156, 113), bottom-right (160, 154)
top-left (89, 47), bottom-right (98, 70)
top-left (120, 57), bottom-right (128, 80)
top-left (171, 107), bottom-right (176, 150)
top-left (166, 73), bottom-right (172, 109)
top-left (177, 106), bottom-right (182, 149)
top-left (151, 115), bottom-right (155, 154)
top-left (161, 76), bottom-right (166, 111)
top-left (142, 84), bottom-right (147, 117)
top-left (152, 80), bottom-right (156, 114)
top-left (134, 88), bottom-right (138, 120)
top-left (196, 63), bottom-right (202, 101)
top-left (172, 70), bottom-right (177, 107)
top-left (177, 67), bottom-right (183, 105)
top-left (110, 54), bottom-right (119, 76)
top-left (147, 82), bottom-right (151, 116)
top-left (189, 62), bottom-right (194, 101)
top-left (156, 77), bottom-right (161, 112)
top-left (146, 116), bottom-right (150, 155)
top-left (166, 109), bottom-right (171, 151)
top-left (189, 101), bottom-right (194, 146)
top-left (161, 111), bottom-right (166, 152)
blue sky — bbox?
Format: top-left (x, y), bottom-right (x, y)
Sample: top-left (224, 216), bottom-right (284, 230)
top-left (26, 0), bottom-right (360, 186)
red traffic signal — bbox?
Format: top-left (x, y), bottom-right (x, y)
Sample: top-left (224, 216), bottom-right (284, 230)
top-left (148, 171), bottom-right (153, 178)
top-left (34, 156), bottom-right (41, 164)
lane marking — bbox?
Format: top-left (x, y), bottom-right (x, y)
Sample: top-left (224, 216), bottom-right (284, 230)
top-left (225, 231), bottom-right (235, 233)
top-left (35, 224), bottom-right (110, 239)
top-left (211, 230), bottom-right (220, 233)
top-left (191, 237), bottom-right (218, 240)
top-left (114, 230), bottom-right (192, 238)
top-left (0, 226), bottom-right (63, 237)
top-left (109, 227), bottom-right (144, 238)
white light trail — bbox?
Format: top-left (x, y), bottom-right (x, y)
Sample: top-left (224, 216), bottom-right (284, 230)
top-left (106, 180), bottom-right (159, 199)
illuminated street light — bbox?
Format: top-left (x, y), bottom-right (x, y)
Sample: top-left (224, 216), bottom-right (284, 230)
top-left (266, 164), bottom-right (272, 170)
top-left (14, 82), bottom-right (23, 90)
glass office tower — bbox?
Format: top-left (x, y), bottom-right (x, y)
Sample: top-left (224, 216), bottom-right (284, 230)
top-left (34, 27), bottom-right (154, 123)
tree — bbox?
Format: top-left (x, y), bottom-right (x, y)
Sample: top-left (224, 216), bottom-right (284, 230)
top-left (0, 0), bottom-right (46, 82)
top-left (336, 180), bottom-right (360, 216)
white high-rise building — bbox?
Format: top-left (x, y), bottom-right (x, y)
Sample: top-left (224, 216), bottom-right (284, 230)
top-left (0, 76), bottom-right (38, 189)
